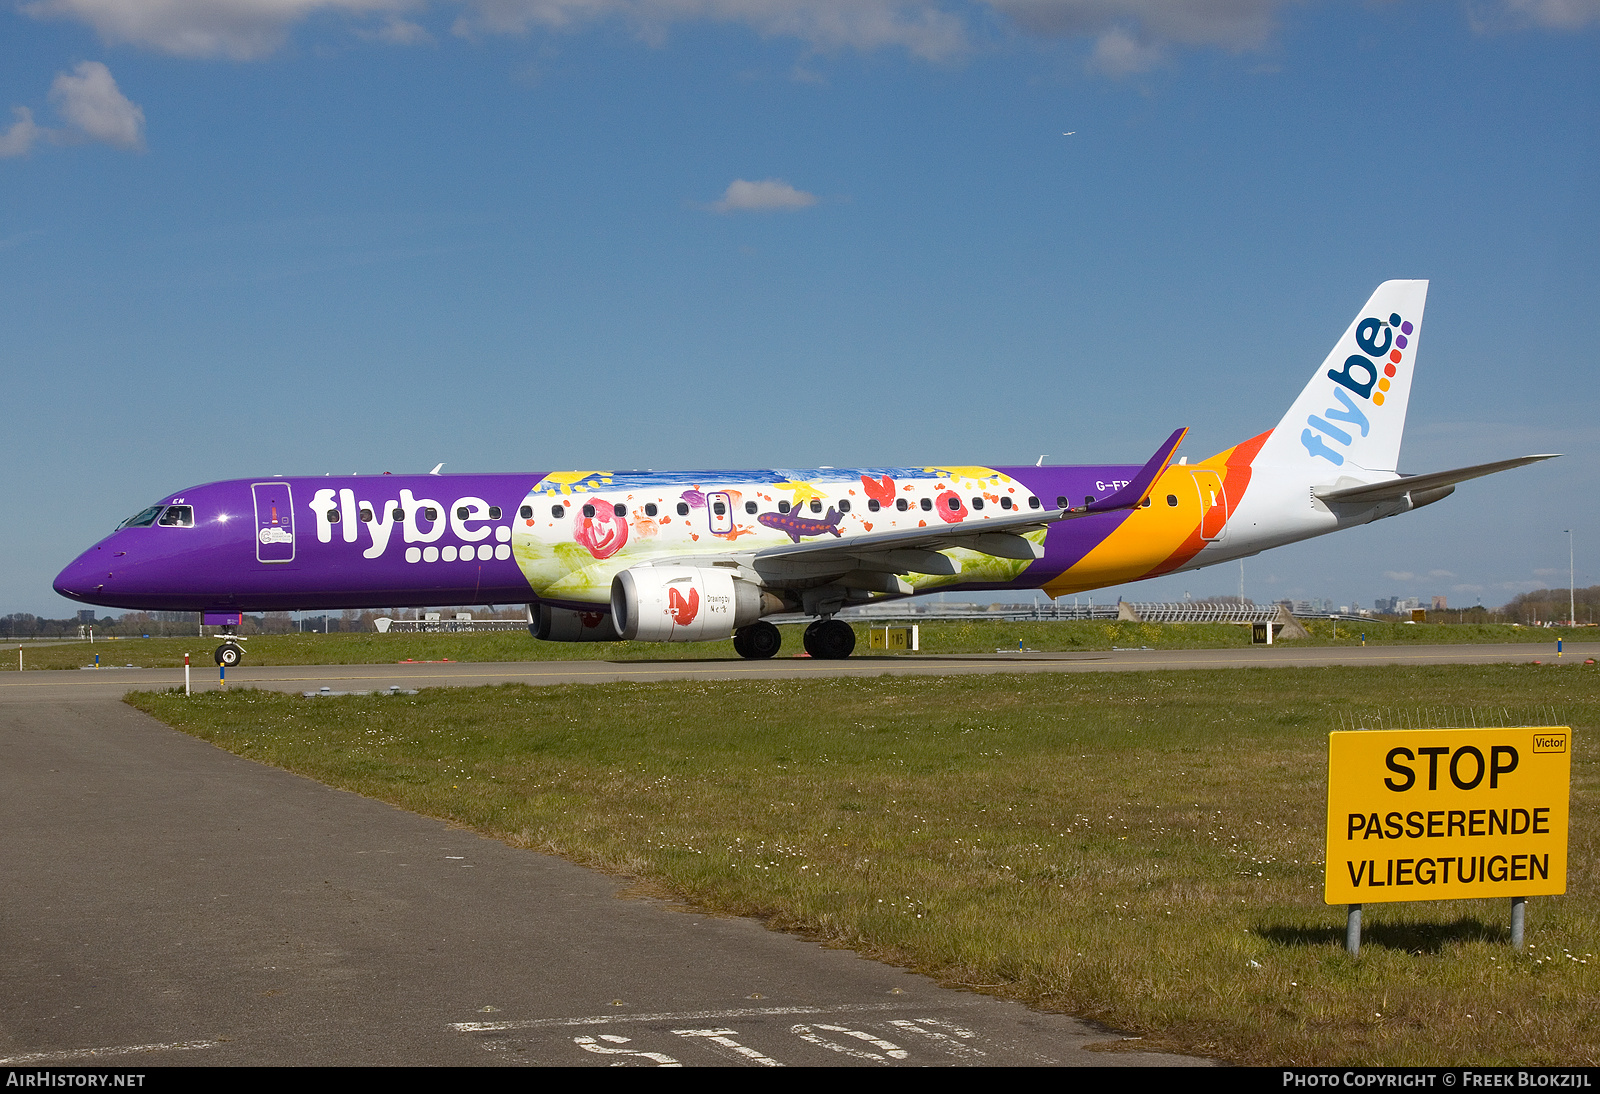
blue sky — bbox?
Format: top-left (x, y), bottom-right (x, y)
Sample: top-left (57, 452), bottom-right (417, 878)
top-left (3, 0), bottom-right (1596, 617)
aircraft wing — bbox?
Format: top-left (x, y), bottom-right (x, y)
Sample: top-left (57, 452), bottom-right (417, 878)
top-left (1313, 454), bottom-right (1560, 505)
top-left (751, 428), bottom-right (1188, 579)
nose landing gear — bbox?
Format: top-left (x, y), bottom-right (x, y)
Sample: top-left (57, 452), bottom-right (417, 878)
top-left (213, 638), bottom-right (246, 667)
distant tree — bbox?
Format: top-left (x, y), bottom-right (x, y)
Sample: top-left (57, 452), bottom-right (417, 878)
top-left (1499, 586), bottom-right (1600, 625)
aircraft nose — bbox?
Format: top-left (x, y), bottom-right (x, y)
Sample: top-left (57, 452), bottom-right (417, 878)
top-left (53, 548), bottom-right (105, 602)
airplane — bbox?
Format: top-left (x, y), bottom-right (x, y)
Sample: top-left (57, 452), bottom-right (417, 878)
top-left (54, 280), bottom-right (1556, 667)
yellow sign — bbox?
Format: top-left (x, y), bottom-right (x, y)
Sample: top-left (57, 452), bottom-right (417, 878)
top-left (1325, 727), bottom-right (1570, 904)
top-left (868, 626), bottom-right (918, 652)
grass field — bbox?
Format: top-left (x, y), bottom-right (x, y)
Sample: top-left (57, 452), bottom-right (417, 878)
top-left (129, 663), bottom-right (1598, 1066)
top-left (11, 617), bottom-right (1589, 670)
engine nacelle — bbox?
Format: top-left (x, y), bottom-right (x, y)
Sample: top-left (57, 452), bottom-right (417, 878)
top-left (610, 566), bottom-right (768, 642)
top-left (529, 602), bottom-right (622, 642)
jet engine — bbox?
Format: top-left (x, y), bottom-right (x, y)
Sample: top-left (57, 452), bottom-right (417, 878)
top-left (610, 566), bottom-right (776, 642)
top-left (529, 602), bottom-right (622, 642)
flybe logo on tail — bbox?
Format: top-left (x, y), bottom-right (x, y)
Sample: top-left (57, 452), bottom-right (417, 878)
top-left (1301, 312), bottom-right (1415, 466)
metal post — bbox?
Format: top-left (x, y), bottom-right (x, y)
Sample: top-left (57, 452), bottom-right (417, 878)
top-left (220, 664), bottom-right (226, 690)
top-left (184, 653), bottom-right (190, 696)
top-left (1511, 897), bottom-right (1526, 951)
top-left (1346, 904), bottom-right (1362, 956)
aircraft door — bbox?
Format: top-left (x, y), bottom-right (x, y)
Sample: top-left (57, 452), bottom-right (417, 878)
top-left (252, 482), bottom-right (297, 563)
top-left (1192, 470), bottom-right (1228, 541)
top-left (707, 492), bottom-right (734, 535)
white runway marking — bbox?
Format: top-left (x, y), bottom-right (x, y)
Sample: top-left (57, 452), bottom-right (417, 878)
top-left (450, 1000), bottom-right (949, 1032)
top-left (792, 1022), bottom-right (908, 1062)
top-left (672, 1028), bottom-right (783, 1066)
top-left (0, 1040), bottom-right (219, 1065)
top-left (573, 1033), bottom-right (681, 1066)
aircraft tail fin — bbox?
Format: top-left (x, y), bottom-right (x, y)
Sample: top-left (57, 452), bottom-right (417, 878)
top-left (1255, 280), bottom-right (1428, 475)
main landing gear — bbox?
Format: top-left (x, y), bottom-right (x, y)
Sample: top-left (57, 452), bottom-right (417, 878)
top-left (733, 621), bottom-right (783, 660)
top-left (731, 619), bottom-right (857, 660)
top-left (802, 619), bottom-right (856, 660)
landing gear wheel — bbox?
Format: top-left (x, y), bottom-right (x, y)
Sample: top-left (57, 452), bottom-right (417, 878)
top-left (802, 619), bottom-right (855, 660)
top-left (735, 621), bottom-right (782, 660)
top-left (214, 642), bottom-right (244, 668)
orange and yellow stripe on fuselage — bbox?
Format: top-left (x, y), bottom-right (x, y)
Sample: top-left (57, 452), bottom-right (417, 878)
top-left (1041, 430), bottom-right (1271, 597)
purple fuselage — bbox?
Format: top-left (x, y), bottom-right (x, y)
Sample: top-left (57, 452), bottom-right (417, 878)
top-left (54, 467), bottom-right (1144, 613)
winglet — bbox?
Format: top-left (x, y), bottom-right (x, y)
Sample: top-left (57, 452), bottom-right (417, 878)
top-left (1082, 427), bottom-right (1188, 514)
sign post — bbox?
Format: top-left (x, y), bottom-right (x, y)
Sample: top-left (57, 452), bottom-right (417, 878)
top-left (1326, 726), bottom-right (1571, 954)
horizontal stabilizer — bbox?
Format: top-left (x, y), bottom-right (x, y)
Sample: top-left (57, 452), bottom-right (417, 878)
top-left (1314, 454), bottom-right (1560, 505)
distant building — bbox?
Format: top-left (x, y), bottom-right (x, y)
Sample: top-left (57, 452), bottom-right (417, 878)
top-left (1432, 596), bottom-right (1448, 611)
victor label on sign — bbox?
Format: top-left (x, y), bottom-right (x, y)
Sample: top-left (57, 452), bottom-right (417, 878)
top-left (1325, 727), bottom-right (1570, 904)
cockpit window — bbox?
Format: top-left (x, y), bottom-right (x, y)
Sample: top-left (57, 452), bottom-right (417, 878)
top-left (157, 505), bottom-right (194, 527)
top-left (119, 506), bottom-right (165, 529)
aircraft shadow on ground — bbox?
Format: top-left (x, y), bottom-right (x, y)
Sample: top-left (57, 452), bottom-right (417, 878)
top-left (1258, 917), bottom-right (1507, 953)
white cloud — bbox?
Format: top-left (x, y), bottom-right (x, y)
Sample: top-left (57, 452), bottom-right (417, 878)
top-left (708, 177), bottom-right (818, 212)
top-left (362, 15), bottom-right (437, 42)
top-left (457, 1), bottom-right (970, 61)
top-left (1477, 0), bottom-right (1600, 29)
top-left (1382, 571), bottom-right (1415, 582)
top-left (1087, 25), bottom-right (1164, 75)
top-left (1, 63), bottom-right (146, 157)
top-left (23, 0), bottom-right (413, 60)
top-left (50, 61), bottom-right (145, 150)
top-left (22, 0), bottom-right (1600, 68)
top-left (0, 107), bottom-right (45, 158)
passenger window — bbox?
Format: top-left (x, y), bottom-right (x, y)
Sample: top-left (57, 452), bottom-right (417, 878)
top-left (360, 508), bottom-right (374, 523)
top-left (676, 502), bottom-right (689, 516)
top-left (1000, 496), bottom-right (1012, 509)
top-left (745, 501), bottom-right (757, 514)
top-left (456, 506), bottom-right (469, 520)
top-left (519, 505), bottom-right (532, 519)
top-left (614, 503), bottom-right (626, 517)
top-left (713, 501), bottom-right (726, 516)
top-left (809, 499), bottom-right (822, 513)
top-left (919, 498), bottom-right (932, 511)
top-left (551, 505), bottom-right (564, 518)
top-left (778, 500), bottom-right (791, 514)
top-left (582, 504), bottom-right (596, 518)
top-left (1028, 496), bottom-right (1040, 509)
top-left (1166, 494), bottom-right (1178, 507)
top-left (1141, 497), bottom-right (1151, 508)
top-left (971, 498), bottom-right (984, 510)
top-left (896, 499), bottom-right (908, 511)
top-left (645, 503), bottom-right (658, 517)
top-left (946, 496), bottom-right (960, 511)
top-left (868, 499), bottom-right (881, 512)
top-left (424, 507), bottom-right (438, 521)
top-left (489, 506), bottom-right (502, 520)
top-left (1084, 496), bottom-right (1095, 506)
top-left (1055, 496), bottom-right (1068, 509)
top-left (326, 509), bottom-right (340, 524)
top-left (838, 500), bottom-right (850, 513)
top-left (393, 508), bottom-right (405, 521)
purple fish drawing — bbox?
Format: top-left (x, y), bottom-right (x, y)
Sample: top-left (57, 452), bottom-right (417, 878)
top-left (758, 507), bottom-right (844, 544)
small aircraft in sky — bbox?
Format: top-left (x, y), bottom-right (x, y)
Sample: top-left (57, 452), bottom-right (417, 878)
top-left (55, 281), bottom-right (1554, 665)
